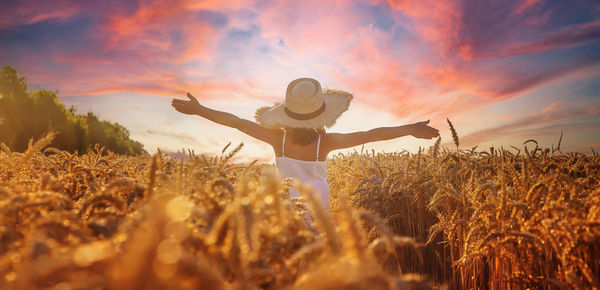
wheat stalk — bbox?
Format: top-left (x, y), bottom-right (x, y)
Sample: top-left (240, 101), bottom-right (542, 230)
top-left (433, 137), bottom-right (441, 158)
top-left (446, 118), bottom-right (459, 150)
top-left (16, 131), bottom-right (56, 171)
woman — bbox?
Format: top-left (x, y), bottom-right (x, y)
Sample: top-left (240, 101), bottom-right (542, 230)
top-left (171, 78), bottom-right (439, 210)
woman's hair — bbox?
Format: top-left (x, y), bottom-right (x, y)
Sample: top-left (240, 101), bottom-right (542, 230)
top-left (286, 127), bottom-right (325, 145)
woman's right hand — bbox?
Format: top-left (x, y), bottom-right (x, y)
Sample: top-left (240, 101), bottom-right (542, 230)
top-left (171, 92), bottom-right (202, 115)
top-left (410, 120), bottom-right (440, 139)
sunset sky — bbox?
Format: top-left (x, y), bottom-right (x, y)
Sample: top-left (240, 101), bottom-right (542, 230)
top-left (1, 0), bottom-right (599, 161)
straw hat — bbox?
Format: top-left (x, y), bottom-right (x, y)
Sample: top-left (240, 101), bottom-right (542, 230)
top-left (255, 78), bottom-right (353, 129)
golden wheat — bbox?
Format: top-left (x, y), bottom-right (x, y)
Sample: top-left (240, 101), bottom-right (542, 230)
top-left (0, 131), bottom-right (598, 289)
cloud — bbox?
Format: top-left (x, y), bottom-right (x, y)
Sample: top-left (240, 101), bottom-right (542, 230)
top-left (0, 0), bottom-right (80, 29)
top-left (100, 0), bottom-right (224, 63)
top-left (381, 0), bottom-right (463, 57)
top-left (541, 100), bottom-right (564, 114)
top-left (257, 0), bottom-right (367, 57)
top-left (381, 0), bottom-right (600, 60)
top-left (3, 0), bottom-right (597, 105)
top-left (485, 53), bottom-right (600, 99)
top-left (146, 129), bottom-right (204, 145)
top-left (418, 45), bottom-right (600, 105)
top-left (512, 0), bottom-right (542, 15)
top-left (459, 98), bottom-right (600, 147)
top-left (489, 20), bottom-right (600, 58)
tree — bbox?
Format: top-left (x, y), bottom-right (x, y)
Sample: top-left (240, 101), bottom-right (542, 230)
top-left (0, 66), bottom-right (146, 155)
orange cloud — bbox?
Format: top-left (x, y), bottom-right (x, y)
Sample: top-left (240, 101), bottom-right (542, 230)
top-left (101, 0), bottom-right (221, 62)
top-left (541, 100), bottom-right (564, 114)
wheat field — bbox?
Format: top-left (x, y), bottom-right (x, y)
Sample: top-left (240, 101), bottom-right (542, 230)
top-left (0, 129), bottom-right (598, 289)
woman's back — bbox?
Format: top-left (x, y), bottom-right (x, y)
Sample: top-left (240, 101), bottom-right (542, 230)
top-left (274, 130), bottom-right (330, 209)
top-left (272, 127), bottom-right (328, 161)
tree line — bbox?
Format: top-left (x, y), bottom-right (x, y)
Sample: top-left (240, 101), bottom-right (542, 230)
top-left (0, 66), bottom-right (145, 155)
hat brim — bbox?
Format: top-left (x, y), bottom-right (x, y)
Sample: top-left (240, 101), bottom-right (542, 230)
top-left (255, 89), bottom-right (353, 129)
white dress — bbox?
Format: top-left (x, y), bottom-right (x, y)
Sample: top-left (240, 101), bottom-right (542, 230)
top-left (275, 131), bottom-right (330, 210)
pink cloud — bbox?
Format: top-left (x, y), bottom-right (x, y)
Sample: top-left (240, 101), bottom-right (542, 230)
top-left (380, 0), bottom-right (463, 58)
top-left (497, 20), bottom-right (600, 57)
top-left (257, 0), bottom-right (365, 58)
top-left (5, 0), bottom-right (596, 109)
top-left (25, 5), bottom-right (80, 26)
top-left (541, 100), bottom-right (564, 114)
top-left (420, 48), bottom-right (600, 102)
top-left (379, 0), bottom-right (598, 61)
top-left (459, 98), bottom-right (600, 147)
top-left (512, 0), bottom-right (542, 15)
top-left (1, 0), bottom-right (246, 99)
top-left (0, 0), bottom-right (80, 29)
top-left (255, 2), bottom-right (467, 120)
top-left (101, 0), bottom-right (221, 62)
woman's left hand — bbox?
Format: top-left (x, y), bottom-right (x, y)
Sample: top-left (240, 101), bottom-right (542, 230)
top-left (171, 92), bottom-right (202, 115)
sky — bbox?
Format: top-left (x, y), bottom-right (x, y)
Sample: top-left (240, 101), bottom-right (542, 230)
top-left (1, 0), bottom-right (599, 162)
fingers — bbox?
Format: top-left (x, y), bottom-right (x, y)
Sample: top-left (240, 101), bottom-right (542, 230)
top-left (171, 100), bottom-right (183, 108)
top-left (172, 99), bottom-right (191, 106)
top-left (423, 128), bottom-right (439, 139)
top-left (186, 92), bottom-right (199, 103)
top-left (171, 99), bottom-right (187, 111)
top-left (416, 132), bottom-right (438, 139)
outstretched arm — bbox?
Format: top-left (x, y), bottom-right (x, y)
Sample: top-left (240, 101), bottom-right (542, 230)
top-left (326, 120), bottom-right (439, 151)
top-left (171, 93), bottom-right (280, 144)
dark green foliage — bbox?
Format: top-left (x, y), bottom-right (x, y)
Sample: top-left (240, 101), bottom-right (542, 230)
top-left (0, 66), bottom-right (145, 155)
